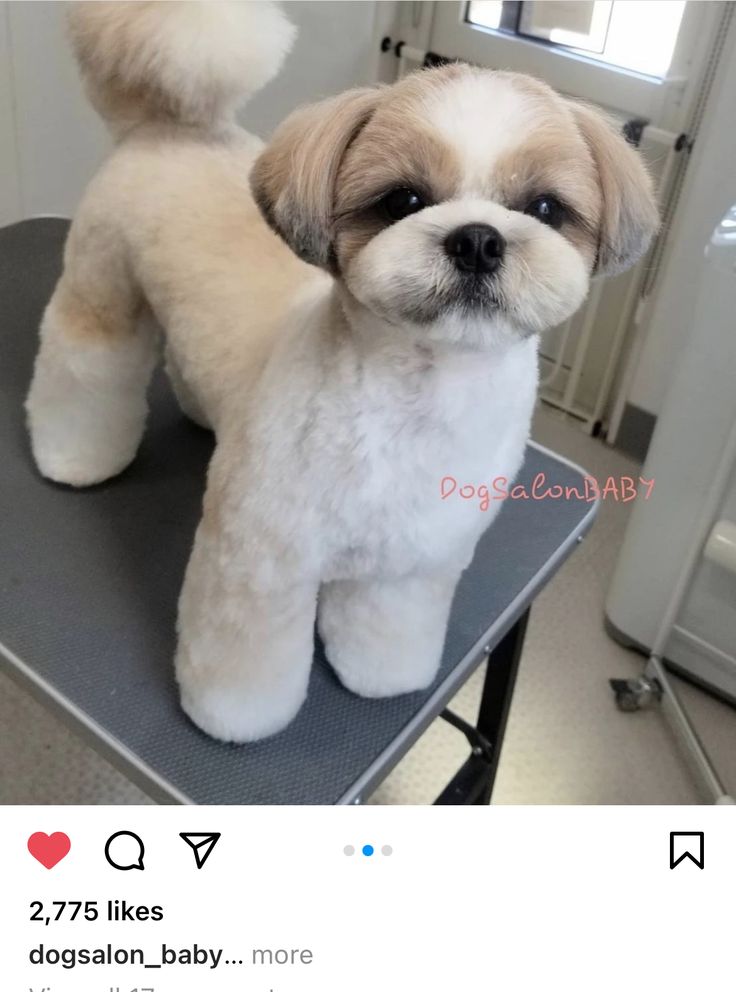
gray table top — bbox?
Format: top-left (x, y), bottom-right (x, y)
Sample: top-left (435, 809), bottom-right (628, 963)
top-left (0, 219), bottom-right (597, 804)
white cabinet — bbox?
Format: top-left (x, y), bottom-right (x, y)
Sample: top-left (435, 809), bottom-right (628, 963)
top-left (607, 205), bottom-right (736, 701)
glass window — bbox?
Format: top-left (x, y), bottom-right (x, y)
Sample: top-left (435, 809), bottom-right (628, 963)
top-left (467, 1), bottom-right (687, 78)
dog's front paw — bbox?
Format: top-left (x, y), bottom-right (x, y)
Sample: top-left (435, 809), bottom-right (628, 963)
top-left (320, 621), bottom-right (441, 698)
top-left (175, 626), bottom-right (313, 744)
top-left (329, 649), bottom-right (439, 699)
top-left (179, 682), bottom-right (306, 743)
top-left (318, 577), bottom-right (455, 699)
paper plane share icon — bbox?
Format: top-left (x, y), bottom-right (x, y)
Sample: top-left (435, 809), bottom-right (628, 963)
top-left (180, 832), bottom-right (221, 869)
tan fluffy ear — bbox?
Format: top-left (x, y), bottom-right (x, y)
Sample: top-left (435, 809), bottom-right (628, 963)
top-left (250, 87), bottom-right (380, 269)
top-left (570, 101), bottom-right (659, 276)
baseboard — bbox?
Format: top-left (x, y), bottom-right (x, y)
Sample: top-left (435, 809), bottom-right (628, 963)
top-left (614, 402), bottom-right (657, 462)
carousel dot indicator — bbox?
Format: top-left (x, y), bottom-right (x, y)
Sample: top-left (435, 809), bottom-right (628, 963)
top-left (362, 844), bottom-right (374, 857)
top-left (381, 845), bottom-right (393, 856)
top-left (343, 845), bottom-right (355, 856)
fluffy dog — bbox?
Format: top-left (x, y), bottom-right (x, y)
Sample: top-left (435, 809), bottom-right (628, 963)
top-left (26, 1), bottom-right (658, 742)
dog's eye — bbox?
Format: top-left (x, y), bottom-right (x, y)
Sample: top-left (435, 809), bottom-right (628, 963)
top-left (524, 195), bottom-right (567, 229)
top-left (381, 187), bottom-right (427, 222)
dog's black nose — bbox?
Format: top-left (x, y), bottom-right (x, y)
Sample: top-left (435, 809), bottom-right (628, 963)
top-left (444, 224), bottom-right (505, 274)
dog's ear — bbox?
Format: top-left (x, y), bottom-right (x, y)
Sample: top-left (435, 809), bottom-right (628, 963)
top-left (250, 87), bottom-right (380, 269)
top-left (569, 101), bottom-right (659, 276)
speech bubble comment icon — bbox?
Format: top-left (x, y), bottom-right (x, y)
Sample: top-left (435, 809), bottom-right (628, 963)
top-left (105, 831), bottom-right (145, 871)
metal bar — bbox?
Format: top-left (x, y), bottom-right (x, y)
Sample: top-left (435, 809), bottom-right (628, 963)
top-left (636, 412), bottom-right (736, 804)
top-left (539, 316), bottom-right (574, 389)
top-left (434, 754), bottom-right (494, 805)
top-left (439, 707), bottom-right (492, 759)
top-left (500, 1), bottom-right (523, 34)
top-left (561, 277), bottom-right (605, 413)
top-left (396, 44), bottom-right (427, 78)
top-left (0, 636), bottom-right (192, 805)
top-left (475, 607), bottom-right (530, 794)
top-left (433, 608), bottom-right (531, 805)
top-left (650, 416), bottom-right (736, 661)
top-left (538, 395), bottom-right (590, 424)
top-left (589, 267), bottom-right (646, 435)
top-left (646, 656), bottom-right (734, 804)
top-left (601, 132), bottom-right (680, 442)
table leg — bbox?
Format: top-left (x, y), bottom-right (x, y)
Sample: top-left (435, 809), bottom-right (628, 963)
top-left (434, 607), bottom-right (530, 805)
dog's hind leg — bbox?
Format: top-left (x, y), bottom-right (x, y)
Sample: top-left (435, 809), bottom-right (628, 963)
top-left (164, 347), bottom-right (212, 431)
top-left (26, 241), bottom-right (160, 487)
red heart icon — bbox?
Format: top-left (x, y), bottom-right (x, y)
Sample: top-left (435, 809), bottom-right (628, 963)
top-left (28, 832), bottom-right (71, 869)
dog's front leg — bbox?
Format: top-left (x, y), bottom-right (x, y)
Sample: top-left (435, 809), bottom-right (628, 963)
top-left (175, 485), bottom-right (319, 743)
top-left (318, 572), bottom-right (462, 698)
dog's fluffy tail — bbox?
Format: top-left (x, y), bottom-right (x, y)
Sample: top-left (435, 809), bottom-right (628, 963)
top-left (67, 1), bottom-right (295, 133)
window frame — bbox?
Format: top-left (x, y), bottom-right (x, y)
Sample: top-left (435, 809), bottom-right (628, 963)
top-left (489, 1), bottom-right (614, 60)
top-left (428, 1), bottom-right (718, 129)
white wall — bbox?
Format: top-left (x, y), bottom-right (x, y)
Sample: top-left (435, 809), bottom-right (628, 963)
top-left (0, 1), bottom-right (379, 224)
top-left (0, 5), bottom-right (21, 224)
top-left (4, 1), bottom-right (109, 221)
top-left (246, 1), bottom-right (378, 138)
top-left (627, 22), bottom-right (736, 416)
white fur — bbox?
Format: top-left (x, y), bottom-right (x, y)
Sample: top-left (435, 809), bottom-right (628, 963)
top-left (318, 574), bottom-right (463, 697)
top-left (25, 8), bottom-right (653, 742)
top-left (28, 306), bottom-right (160, 487)
top-left (173, 303), bottom-right (538, 738)
top-left (68, 1), bottom-right (296, 131)
top-left (345, 198), bottom-right (589, 344)
top-left (422, 73), bottom-right (538, 195)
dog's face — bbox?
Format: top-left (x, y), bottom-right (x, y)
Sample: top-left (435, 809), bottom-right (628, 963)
top-left (251, 65), bottom-right (658, 349)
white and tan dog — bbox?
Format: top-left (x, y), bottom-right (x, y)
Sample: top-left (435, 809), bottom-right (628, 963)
top-left (26, 1), bottom-right (658, 742)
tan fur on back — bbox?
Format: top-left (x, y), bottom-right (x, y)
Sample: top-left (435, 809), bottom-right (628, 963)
top-left (61, 124), bottom-right (321, 427)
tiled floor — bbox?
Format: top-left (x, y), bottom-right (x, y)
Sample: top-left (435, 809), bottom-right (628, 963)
top-left (1, 404), bottom-right (733, 804)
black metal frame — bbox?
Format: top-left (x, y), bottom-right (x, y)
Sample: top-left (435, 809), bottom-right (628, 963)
top-left (434, 608), bottom-right (530, 805)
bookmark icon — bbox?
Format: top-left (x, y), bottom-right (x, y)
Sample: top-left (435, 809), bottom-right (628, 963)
top-left (669, 831), bottom-right (704, 870)
top-left (180, 832), bottom-right (221, 869)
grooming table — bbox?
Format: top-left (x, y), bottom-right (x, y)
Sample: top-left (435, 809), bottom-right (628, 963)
top-left (0, 219), bottom-right (598, 805)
